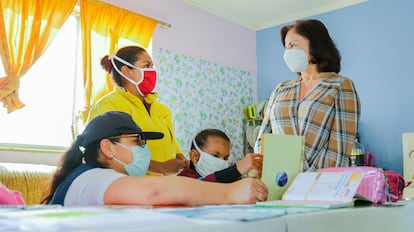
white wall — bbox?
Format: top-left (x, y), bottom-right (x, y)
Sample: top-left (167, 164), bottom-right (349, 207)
top-left (102, 0), bottom-right (257, 74)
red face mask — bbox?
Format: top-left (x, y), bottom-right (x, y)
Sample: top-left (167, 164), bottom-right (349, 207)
top-left (135, 68), bottom-right (157, 96)
top-left (111, 55), bottom-right (157, 96)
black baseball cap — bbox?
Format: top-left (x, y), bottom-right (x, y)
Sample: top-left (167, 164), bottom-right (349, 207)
top-left (80, 111), bottom-right (164, 146)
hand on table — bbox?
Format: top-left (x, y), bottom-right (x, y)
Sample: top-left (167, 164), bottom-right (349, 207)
top-left (228, 178), bottom-right (268, 203)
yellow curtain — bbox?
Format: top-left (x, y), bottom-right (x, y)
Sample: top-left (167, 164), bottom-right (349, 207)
top-left (80, 0), bottom-right (157, 122)
top-left (0, 0), bottom-right (77, 113)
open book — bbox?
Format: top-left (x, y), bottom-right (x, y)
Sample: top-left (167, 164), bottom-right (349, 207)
top-left (257, 172), bottom-right (363, 209)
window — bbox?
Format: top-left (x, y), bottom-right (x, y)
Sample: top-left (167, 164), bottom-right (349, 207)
top-left (0, 13), bottom-right (152, 151)
top-left (0, 15), bottom-right (83, 149)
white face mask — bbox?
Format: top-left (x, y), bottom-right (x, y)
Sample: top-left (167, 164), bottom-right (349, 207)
top-left (193, 139), bottom-right (229, 177)
top-left (283, 48), bottom-right (309, 72)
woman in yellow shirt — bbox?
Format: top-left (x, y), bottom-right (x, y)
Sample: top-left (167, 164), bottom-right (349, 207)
top-left (88, 46), bottom-right (187, 175)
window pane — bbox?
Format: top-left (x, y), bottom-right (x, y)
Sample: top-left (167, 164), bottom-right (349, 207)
top-left (0, 16), bottom-right (81, 148)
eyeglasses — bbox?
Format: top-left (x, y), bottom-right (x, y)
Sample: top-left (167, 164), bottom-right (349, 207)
top-left (108, 134), bottom-right (146, 147)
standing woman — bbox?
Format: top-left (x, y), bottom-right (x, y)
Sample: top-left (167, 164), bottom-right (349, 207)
top-left (88, 46), bottom-right (186, 175)
top-left (254, 19), bottom-right (361, 171)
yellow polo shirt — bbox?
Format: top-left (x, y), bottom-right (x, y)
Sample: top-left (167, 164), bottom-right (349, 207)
top-left (87, 87), bottom-right (183, 162)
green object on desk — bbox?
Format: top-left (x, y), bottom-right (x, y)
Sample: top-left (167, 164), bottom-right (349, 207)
top-left (260, 133), bottom-right (304, 201)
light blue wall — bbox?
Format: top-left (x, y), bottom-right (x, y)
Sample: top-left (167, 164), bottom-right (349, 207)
top-left (256, 0), bottom-right (414, 173)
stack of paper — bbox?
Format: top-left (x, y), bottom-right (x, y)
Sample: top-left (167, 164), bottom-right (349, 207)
top-left (155, 204), bottom-right (286, 221)
top-left (0, 207), bottom-right (187, 231)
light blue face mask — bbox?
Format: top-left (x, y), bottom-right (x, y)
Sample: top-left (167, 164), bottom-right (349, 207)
top-left (283, 48), bottom-right (309, 72)
top-left (113, 143), bottom-right (151, 176)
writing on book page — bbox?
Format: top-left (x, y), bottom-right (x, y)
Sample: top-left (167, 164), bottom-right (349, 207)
top-left (283, 172), bottom-right (362, 202)
top-left (281, 172), bottom-right (319, 200)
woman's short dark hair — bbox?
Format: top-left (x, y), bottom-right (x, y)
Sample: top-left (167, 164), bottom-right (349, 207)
top-left (100, 46), bottom-right (147, 87)
top-left (280, 19), bottom-right (341, 73)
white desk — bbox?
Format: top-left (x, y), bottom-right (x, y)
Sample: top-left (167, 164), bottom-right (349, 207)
top-left (145, 201), bottom-right (414, 232)
top-left (1, 200), bottom-right (413, 232)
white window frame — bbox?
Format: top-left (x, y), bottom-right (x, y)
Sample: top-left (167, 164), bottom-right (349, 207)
top-left (0, 13), bottom-right (82, 155)
top-left (0, 9), bottom-right (153, 165)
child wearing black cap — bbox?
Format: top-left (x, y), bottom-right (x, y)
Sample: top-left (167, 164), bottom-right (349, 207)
top-left (42, 111), bottom-right (268, 206)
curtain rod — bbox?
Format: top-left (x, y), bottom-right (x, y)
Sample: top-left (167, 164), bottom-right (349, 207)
top-left (73, 4), bottom-right (171, 29)
top-left (158, 20), bottom-right (172, 29)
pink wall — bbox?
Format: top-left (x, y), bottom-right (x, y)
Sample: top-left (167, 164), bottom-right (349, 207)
top-left (102, 0), bottom-right (257, 74)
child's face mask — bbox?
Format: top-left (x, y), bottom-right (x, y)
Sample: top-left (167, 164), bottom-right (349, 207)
top-left (193, 139), bottom-right (229, 177)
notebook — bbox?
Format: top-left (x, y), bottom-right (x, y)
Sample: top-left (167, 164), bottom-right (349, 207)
top-left (257, 171), bottom-right (364, 209)
top-left (259, 133), bottom-right (305, 201)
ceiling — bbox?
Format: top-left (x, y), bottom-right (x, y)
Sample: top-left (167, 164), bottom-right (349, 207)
top-left (180, 0), bottom-right (367, 31)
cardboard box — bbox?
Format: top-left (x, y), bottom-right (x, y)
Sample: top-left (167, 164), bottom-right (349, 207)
top-left (402, 133), bottom-right (414, 199)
